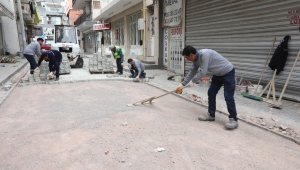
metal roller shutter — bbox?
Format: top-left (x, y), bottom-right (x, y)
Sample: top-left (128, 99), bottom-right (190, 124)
top-left (185, 0), bottom-right (300, 101)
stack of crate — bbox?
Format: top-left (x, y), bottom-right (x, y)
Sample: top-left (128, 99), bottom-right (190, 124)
top-left (89, 52), bottom-right (114, 73)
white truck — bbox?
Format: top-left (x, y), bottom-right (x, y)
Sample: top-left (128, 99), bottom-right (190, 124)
top-left (51, 25), bottom-right (84, 68)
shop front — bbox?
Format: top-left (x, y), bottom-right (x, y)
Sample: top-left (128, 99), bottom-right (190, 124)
top-left (185, 0), bottom-right (300, 100)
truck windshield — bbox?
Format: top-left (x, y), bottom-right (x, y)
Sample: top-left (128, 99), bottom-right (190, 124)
top-left (55, 26), bottom-right (77, 44)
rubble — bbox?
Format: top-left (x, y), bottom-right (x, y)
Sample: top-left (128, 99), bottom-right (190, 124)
top-left (0, 56), bottom-right (16, 63)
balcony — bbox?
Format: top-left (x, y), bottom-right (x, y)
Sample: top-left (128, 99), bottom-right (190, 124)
top-left (74, 12), bottom-right (97, 31)
top-left (73, 0), bottom-right (90, 9)
top-left (16, 3), bottom-right (35, 25)
top-left (74, 12), bottom-right (91, 26)
top-left (0, 2), bottom-right (14, 19)
top-left (93, 0), bottom-right (143, 21)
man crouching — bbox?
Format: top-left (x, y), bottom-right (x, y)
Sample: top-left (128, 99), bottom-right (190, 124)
top-left (38, 50), bottom-right (62, 81)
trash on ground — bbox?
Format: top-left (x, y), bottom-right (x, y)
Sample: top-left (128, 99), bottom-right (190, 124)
top-left (154, 147), bottom-right (165, 152)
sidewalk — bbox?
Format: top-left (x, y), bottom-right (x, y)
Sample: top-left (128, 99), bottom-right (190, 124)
top-left (142, 69), bottom-right (300, 142)
top-left (110, 60), bottom-right (300, 139)
top-left (0, 58), bottom-right (29, 106)
top-left (0, 58), bottom-right (28, 85)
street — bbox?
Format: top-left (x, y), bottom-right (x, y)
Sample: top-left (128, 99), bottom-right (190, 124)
top-left (1, 80), bottom-right (300, 169)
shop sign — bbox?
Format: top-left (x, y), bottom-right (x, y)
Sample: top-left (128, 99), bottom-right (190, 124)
top-left (163, 0), bottom-right (182, 27)
top-left (287, 8), bottom-right (300, 25)
top-left (93, 23), bottom-right (111, 30)
top-left (164, 28), bottom-right (168, 66)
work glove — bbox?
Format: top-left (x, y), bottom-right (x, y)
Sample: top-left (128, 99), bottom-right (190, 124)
top-left (47, 72), bottom-right (54, 79)
top-left (175, 84), bottom-right (183, 93)
top-left (135, 75), bottom-right (139, 80)
top-left (121, 63), bottom-right (124, 67)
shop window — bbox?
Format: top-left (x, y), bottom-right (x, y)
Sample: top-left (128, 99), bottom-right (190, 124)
top-left (113, 18), bottom-right (124, 46)
top-left (128, 11), bottom-right (142, 46)
top-left (103, 30), bottom-right (111, 45)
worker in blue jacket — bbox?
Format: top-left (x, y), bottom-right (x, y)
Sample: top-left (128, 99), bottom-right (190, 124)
top-left (37, 50), bottom-right (62, 81)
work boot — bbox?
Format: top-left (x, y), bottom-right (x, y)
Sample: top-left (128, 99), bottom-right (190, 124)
top-left (198, 113), bottom-right (215, 121)
top-left (225, 118), bottom-right (238, 129)
top-left (55, 77), bottom-right (59, 81)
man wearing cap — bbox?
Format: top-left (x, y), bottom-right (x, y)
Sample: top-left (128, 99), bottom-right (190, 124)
top-left (108, 45), bottom-right (124, 75)
top-left (37, 50), bottom-right (62, 81)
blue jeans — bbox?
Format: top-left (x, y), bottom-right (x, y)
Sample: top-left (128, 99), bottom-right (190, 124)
top-left (130, 69), bottom-right (145, 78)
top-left (24, 54), bottom-right (37, 74)
top-left (208, 68), bottom-right (238, 121)
top-left (116, 58), bottom-right (123, 74)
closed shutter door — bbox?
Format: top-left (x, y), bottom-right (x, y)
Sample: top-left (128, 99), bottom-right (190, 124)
top-left (185, 0), bottom-right (300, 101)
top-left (0, 22), bottom-right (3, 55)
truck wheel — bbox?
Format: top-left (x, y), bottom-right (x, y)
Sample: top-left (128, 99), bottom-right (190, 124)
top-left (75, 57), bottom-right (84, 68)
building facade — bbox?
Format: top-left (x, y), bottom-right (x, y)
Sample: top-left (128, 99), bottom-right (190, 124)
top-left (92, 0), bottom-right (164, 68)
top-left (72, 0), bottom-right (97, 54)
top-left (35, 0), bottom-right (66, 45)
top-left (64, 0), bottom-right (83, 26)
top-left (0, 0), bottom-right (18, 55)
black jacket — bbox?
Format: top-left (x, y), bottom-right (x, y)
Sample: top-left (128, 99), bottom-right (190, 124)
top-left (268, 35), bottom-right (290, 74)
top-left (38, 50), bottom-right (62, 71)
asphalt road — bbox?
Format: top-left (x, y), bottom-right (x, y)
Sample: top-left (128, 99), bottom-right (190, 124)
top-left (0, 81), bottom-right (300, 170)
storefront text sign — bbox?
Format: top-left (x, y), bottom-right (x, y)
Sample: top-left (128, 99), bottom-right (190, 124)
top-left (93, 23), bottom-right (111, 30)
top-left (163, 0), bottom-right (182, 27)
top-left (287, 8), bottom-right (300, 25)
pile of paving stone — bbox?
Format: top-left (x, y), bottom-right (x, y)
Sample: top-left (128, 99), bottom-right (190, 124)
top-left (21, 53), bottom-right (71, 83)
top-left (0, 56), bottom-right (16, 63)
top-left (36, 52), bottom-right (71, 75)
top-left (89, 52), bottom-right (114, 73)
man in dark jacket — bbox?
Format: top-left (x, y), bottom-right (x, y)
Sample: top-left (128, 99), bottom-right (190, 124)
top-left (37, 50), bottom-right (62, 81)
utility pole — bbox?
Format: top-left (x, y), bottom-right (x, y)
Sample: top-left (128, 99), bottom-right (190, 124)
top-left (16, 0), bottom-right (27, 50)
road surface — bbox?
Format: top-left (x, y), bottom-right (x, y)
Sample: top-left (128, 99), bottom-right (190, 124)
top-left (0, 81), bottom-right (299, 170)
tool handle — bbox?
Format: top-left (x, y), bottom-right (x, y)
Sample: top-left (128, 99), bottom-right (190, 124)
top-left (152, 85), bottom-right (190, 100)
top-left (255, 37), bottom-right (276, 94)
top-left (277, 50), bottom-right (300, 104)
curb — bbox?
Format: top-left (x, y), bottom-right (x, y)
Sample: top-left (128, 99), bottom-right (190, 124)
top-left (0, 60), bottom-right (28, 85)
top-left (0, 64), bottom-right (29, 107)
top-left (145, 82), bottom-right (300, 145)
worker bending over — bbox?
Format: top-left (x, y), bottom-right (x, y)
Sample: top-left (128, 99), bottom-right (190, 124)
top-left (176, 46), bottom-right (238, 129)
top-left (38, 50), bottom-right (62, 81)
top-left (127, 58), bottom-right (146, 80)
top-left (23, 38), bottom-right (44, 74)
top-left (108, 45), bottom-right (124, 75)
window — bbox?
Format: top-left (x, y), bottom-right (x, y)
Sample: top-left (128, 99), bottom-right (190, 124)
top-left (55, 26), bottom-right (77, 44)
top-left (103, 30), bottom-right (111, 45)
top-left (47, 16), bottom-right (62, 25)
top-left (113, 19), bottom-right (124, 46)
top-left (39, 16), bottom-right (44, 25)
top-left (128, 11), bottom-right (142, 46)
